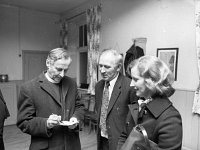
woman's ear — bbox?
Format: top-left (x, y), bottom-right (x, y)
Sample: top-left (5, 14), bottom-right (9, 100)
top-left (145, 79), bottom-right (157, 94)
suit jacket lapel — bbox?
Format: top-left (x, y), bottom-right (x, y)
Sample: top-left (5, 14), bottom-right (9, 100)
top-left (39, 73), bottom-right (62, 106)
top-left (107, 74), bottom-right (122, 116)
top-left (128, 103), bottom-right (139, 125)
top-left (97, 81), bottom-right (105, 118)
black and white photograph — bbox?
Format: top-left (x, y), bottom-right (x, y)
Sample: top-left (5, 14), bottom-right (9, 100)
top-left (0, 0), bottom-right (199, 150)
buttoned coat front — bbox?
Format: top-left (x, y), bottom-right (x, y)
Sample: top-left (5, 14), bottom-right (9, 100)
top-left (95, 73), bottom-right (137, 150)
top-left (17, 73), bottom-right (84, 150)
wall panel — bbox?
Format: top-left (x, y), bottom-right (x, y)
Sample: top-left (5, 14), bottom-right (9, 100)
top-left (171, 89), bottom-right (200, 150)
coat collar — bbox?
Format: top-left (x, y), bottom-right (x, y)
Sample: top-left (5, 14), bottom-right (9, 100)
top-left (128, 96), bottom-right (172, 123)
top-left (38, 73), bottom-right (69, 106)
top-left (146, 96), bottom-right (172, 118)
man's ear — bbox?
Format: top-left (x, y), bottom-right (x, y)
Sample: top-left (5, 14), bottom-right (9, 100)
top-left (46, 59), bottom-right (50, 68)
top-left (117, 63), bottom-right (122, 72)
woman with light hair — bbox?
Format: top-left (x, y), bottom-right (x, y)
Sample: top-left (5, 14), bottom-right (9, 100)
top-left (117, 55), bottom-right (182, 150)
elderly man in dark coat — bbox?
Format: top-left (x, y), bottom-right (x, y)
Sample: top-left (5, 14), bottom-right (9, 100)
top-left (17, 48), bottom-right (84, 150)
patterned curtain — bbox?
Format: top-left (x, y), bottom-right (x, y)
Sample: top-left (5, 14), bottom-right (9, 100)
top-left (60, 21), bottom-right (68, 50)
top-left (86, 4), bottom-right (102, 95)
top-left (192, 0), bottom-right (200, 114)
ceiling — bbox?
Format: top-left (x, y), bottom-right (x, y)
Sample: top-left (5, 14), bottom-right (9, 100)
top-left (0, 0), bottom-right (91, 14)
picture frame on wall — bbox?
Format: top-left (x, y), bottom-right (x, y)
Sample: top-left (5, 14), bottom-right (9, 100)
top-left (157, 48), bottom-right (179, 81)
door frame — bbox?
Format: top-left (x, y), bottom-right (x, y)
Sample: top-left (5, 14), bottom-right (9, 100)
top-left (22, 50), bottom-right (49, 81)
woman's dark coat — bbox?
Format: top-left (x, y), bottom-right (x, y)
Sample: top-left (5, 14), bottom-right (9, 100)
top-left (117, 96), bottom-right (182, 150)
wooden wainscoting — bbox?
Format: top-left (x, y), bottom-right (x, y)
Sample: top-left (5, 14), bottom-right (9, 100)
top-left (170, 89), bottom-right (200, 150)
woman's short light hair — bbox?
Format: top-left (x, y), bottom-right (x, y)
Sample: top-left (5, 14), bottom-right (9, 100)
top-left (129, 55), bottom-right (175, 97)
top-left (47, 48), bottom-right (72, 65)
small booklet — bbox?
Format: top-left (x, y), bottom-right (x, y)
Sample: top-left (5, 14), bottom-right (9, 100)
top-left (59, 120), bottom-right (79, 126)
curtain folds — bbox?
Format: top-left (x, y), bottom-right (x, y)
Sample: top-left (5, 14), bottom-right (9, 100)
top-left (86, 4), bottom-right (102, 95)
top-left (192, 0), bottom-right (200, 114)
top-left (60, 21), bottom-right (68, 49)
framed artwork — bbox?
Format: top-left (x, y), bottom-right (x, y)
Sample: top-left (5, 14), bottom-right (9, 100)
top-left (157, 48), bottom-right (179, 81)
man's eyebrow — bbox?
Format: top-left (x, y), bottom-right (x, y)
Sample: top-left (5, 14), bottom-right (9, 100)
top-left (56, 67), bottom-right (68, 70)
top-left (132, 76), bottom-right (138, 80)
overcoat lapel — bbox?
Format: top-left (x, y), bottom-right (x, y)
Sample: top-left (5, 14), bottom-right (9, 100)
top-left (107, 74), bottom-right (122, 116)
top-left (61, 78), bottom-right (69, 101)
top-left (0, 90), bottom-right (10, 117)
top-left (0, 90), bottom-right (5, 103)
top-left (38, 74), bottom-right (62, 106)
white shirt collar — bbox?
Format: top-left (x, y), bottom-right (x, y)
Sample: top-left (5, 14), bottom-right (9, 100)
top-left (45, 72), bottom-right (59, 83)
top-left (105, 73), bottom-right (119, 99)
top-left (138, 97), bottom-right (152, 105)
top-left (108, 73), bottom-right (119, 89)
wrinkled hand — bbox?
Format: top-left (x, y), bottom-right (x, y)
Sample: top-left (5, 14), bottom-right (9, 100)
top-left (47, 114), bottom-right (61, 129)
top-left (68, 117), bottom-right (79, 129)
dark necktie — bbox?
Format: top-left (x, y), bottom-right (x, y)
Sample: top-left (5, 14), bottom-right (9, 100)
top-left (100, 81), bottom-right (110, 137)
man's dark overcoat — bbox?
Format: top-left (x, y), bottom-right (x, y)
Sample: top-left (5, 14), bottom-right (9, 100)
top-left (17, 73), bottom-right (84, 150)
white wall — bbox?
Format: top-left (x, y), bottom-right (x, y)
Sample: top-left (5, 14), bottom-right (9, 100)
top-left (100, 0), bottom-right (197, 91)
top-left (0, 5), bottom-right (60, 80)
top-left (62, 0), bottom-right (198, 91)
